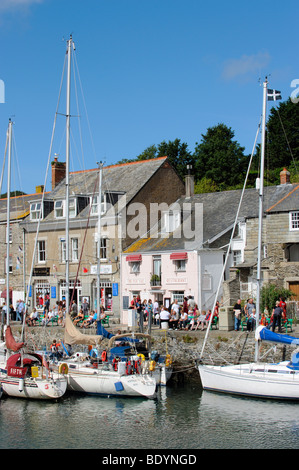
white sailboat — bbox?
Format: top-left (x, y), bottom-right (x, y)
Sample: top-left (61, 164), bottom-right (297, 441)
top-left (198, 78), bottom-right (299, 400)
top-left (0, 120), bottom-right (67, 400)
top-left (51, 36), bottom-right (157, 399)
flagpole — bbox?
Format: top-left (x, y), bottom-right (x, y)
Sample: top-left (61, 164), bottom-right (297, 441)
top-left (255, 77), bottom-right (268, 362)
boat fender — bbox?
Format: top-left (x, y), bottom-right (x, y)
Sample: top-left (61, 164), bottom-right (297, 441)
top-left (126, 360), bottom-right (132, 375)
top-left (165, 354), bottom-right (172, 367)
top-left (112, 357), bottom-right (120, 371)
top-left (149, 360), bottom-right (156, 371)
top-left (58, 363), bottom-right (69, 375)
top-left (101, 350), bottom-right (108, 362)
top-left (19, 378), bottom-right (24, 392)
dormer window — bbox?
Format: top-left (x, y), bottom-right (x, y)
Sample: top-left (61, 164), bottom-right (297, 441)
top-left (30, 202), bottom-right (42, 221)
top-left (162, 210), bottom-right (181, 233)
top-left (90, 194), bottom-right (106, 215)
top-left (54, 198), bottom-right (77, 219)
top-left (55, 200), bottom-right (64, 218)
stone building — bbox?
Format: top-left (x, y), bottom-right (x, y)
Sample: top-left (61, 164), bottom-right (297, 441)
top-left (0, 188), bottom-right (45, 307)
top-left (20, 156), bottom-right (184, 317)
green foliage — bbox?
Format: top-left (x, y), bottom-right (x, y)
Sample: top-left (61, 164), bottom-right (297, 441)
top-left (261, 284), bottom-right (294, 311)
top-left (116, 99), bottom-right (299, 192)
top-left (193, 123), bottom-right (247, 189)
top-left (194, 177), bottom-right (218, 194)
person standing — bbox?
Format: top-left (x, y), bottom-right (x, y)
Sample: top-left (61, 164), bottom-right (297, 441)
top-left (272, 301), bottom-right (283, 333)
top-left (233, 299), bottom-right (242, 331)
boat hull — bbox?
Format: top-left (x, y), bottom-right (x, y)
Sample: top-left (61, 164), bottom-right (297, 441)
top-left (0, 373), bottom-right (67, 399)
top-left (66, 368), bottom-right (156, 398)
top-left (198, 362), bottom-right (299, 400)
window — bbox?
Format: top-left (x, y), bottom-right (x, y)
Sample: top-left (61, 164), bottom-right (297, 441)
top-left (130, 262), bottom-right (140, 273)
top-left (30, 202), bottom-right (42, 221)
top-left (290, 212), bottom-right (299, 231)
top-left (172, 291), bottom-right (184, 304)
top-left (90, 194), bottom-right (106, 215)
top-left (69, 198), bottom-right (76, 218)
top-left (96, 237), bottom-right (108, 259)
top-left (5, 225), bottom-right (12, 244)
top-left (4, 256), bottom-right (12, 273)
top-left (38, 240), bottom-right (46, 263)
top-left (233, 250), bottom-right (242, 266)
top-left (54, 198), bottom-right (76, 218)
top-left (175, 260), bottom-right (186, 272)
top-left (61, 238), bottom-right (66, 262)
top-left (162, 211), bottom-right (181, 233)
top-left (71, 238), bottom-right (79, 262)
top-left (55, 200), bottom-right (64, 218)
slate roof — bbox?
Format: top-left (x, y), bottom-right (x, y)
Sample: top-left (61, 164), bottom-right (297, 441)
top-left (124, 183), bottom-right (299, 254)
top-left (0, 192), bottom-right (46, 223)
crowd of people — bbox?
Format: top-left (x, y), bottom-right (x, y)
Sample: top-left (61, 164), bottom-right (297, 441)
top-left (233, 297), bottom-right (288, 333)
top-left (129, 295), bottom-right (220, 331)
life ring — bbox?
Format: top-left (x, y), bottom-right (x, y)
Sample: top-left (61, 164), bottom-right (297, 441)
top-left (137, 353), bottom-right (145, 362)
top-left (58, 363), bottom-right (69, 375)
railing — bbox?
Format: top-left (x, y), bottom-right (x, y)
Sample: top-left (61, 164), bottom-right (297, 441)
top-left (150, 275), bottom-right (161, 287)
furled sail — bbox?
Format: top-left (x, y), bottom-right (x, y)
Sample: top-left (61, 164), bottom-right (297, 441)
top-left (5, 326), bottom-right (25, 352)
top-left (64, 312), bottom-right (102, 346)
top-left (255, 325), bottom-right (299, 346)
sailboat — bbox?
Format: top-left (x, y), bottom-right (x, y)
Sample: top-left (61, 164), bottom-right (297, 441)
top-left (49, 36), bottom-right (156, 399)
top-left (198, 78), bottom-right (299, 400)
top-left (0, 120), bottom-right (67, 400)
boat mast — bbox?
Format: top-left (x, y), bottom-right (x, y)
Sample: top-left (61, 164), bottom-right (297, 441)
top-left (5, 119), bottom-right (12, 326)
top-left (96, 162), bottom-right (103, 320)
top-left (65, 35), bottom-right (73, 314)
top-left (255, 77), bottom-right (268, 362)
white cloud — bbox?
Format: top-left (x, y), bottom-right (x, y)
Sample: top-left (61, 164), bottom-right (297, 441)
top-left (222, 52), bottom-right (271, 81)
top-left (0, 0), bottom-right (44, 12)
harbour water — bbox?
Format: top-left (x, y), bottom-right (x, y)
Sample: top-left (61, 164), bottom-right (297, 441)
top-left (1, 382), bottom-right (299, 449)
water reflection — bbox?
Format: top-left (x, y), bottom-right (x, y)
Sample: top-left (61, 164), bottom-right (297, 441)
top-left (1, 384), bottom-right (299, 449)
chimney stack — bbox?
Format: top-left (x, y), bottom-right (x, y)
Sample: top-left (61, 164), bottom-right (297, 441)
top-left (185, 165), bottom-right (194, 197)
top-left (280, 167), bottom-right (290, 185)
top-left (51, 155), bottom-right (66, 189)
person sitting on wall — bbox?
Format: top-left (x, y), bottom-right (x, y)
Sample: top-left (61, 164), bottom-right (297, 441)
top-left (73, 308), bottom-right (85, 326)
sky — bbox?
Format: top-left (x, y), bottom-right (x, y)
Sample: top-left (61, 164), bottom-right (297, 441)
top-left (0, 0), bottom-right (298, 195)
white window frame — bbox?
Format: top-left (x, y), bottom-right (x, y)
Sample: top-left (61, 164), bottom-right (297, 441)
top-left (71, 238), bottom-right (79, 262)
top-left (290, 211), bottom-right (299, 231)
top-left (30, 202), bottom-right (42, 221)
top-left (61, 239), bottom-right (66, 262)
top-left (55, 200), bottom-right (64, 218)
top-left (175, 259), bottom-right (186, 272)
top-left (90, 194), bottom-right (106, 215)
top-left (5, 225), bottom-right (12, 244)
top-left (130, 261), bottom-right (140, 273)
top-left (38, 240), bottom-right (46, 263)
top-left (95, 237), bottom-right (108, 260)
top-left (69, 198), bottom-right (77, 218)
top-left (5, 256), bottom-right (12, 274)
top-left (162, 210), bottom-right (181, 233)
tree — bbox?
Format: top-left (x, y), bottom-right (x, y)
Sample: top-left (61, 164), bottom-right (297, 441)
top-left (193, 123), bottom-right (247, 190)
top-left (135, 139), bottom-right (195, 180)
top-left (265, 98), bottom-right (299, 170)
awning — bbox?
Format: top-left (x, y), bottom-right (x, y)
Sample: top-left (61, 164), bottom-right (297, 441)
top-left (170, 252), bottom-right (188, 261)
top-left (126, 255), bottom-right (142, 262)
top-left (1, 288), bottom-right (12, 299)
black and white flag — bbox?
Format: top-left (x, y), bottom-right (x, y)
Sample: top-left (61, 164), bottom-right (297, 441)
top-left (267, 89), bottom-right (281, 101)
